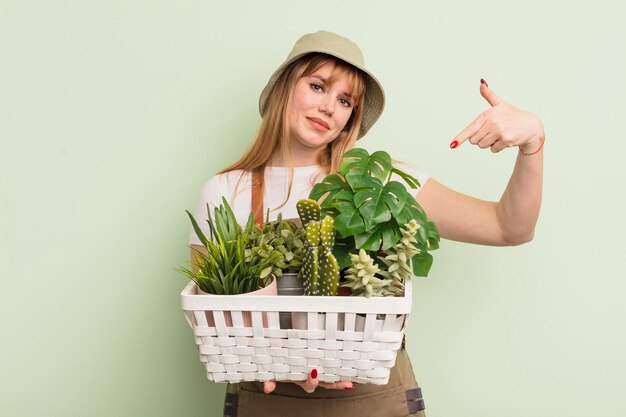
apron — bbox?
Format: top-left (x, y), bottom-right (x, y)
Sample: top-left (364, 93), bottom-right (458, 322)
top-left (222, 348), bottom-right (425, 417)
top-left (220, 170), bottom-right (427, 417)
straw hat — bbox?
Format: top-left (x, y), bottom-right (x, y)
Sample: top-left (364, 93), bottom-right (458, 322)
top-left (258, 30), bottom-right (385, 139)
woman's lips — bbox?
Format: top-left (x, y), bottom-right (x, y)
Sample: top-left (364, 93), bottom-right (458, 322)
top-left (307, 117), bottom-right (330, 132)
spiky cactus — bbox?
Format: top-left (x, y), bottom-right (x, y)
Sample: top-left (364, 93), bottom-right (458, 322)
top-left (378, 219), bottom-right (420, 283)
top-left (297, 199), bottom-right (340, 296)
top-left (342, 249), bottom-right (401, 297)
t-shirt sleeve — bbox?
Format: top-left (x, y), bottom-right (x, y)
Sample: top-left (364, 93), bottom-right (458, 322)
top-left (390, 161), bottom-right (430, 197)
top-left (188, 176), bottom-right (224, 246)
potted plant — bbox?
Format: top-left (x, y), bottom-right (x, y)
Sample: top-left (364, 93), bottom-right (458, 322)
top-left (290, 148), bottom-right (440, 332)
top-left (308, 147), bottom-right (440, 296)
top-left (245, 213), bottom-right (306, 294)
top-left (178, 197), bottom-right (280, 326)
top-left (245, 214), bottom-right (307, 327)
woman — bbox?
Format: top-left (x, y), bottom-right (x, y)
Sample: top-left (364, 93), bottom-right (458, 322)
top-left (189, 30), bottom-right (544, 417)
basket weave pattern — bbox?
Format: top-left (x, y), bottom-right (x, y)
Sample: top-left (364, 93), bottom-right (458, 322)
top-left (181, 278), bottom-right (412, 385)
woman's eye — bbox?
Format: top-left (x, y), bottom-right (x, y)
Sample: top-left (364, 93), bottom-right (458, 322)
top-left (339, 98), bottom-right (352, 108)
top-left (310, 83), bottom-right (323, 92)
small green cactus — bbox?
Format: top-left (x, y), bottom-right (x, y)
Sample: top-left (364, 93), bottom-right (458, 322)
top-left (297, 198), bottom-right (320, 226)
top-left (297, 199), bottom-right (340, 296)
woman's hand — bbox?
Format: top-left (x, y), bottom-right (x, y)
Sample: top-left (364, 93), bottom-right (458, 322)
top-left (263, 369), bottom-right (353, 394)
top-left (450, 79), bottom-right (545, 154)
top-left (414, 78), bottom-right (544, 246)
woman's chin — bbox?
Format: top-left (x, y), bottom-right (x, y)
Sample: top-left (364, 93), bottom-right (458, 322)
top-left (292, 134), bottom-right (334, 150)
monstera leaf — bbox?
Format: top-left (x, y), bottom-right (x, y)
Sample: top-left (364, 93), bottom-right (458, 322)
top-left (411, 252), bottom-right (433, 277)
top-left (340, 148), bottom-right (393, 189)
top-left (353, 180), bottom-right (411, 228)
top-left (308, 148), bottom-right (441, 278)
top-left (309, 173), bottom-right (351, 203)
top-left (354, 220), bottom-right (402, 251)
top-left (332, 200), bottom-right (368, 237)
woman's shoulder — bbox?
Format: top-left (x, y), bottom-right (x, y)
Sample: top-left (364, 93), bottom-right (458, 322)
top-left (201, 169), bottom-right (250, 194)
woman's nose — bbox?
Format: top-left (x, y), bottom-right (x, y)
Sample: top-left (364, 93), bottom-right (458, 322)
top-left (319, 97), bottom-right (335, 116)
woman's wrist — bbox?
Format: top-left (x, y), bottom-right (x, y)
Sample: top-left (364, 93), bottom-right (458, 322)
top-left (519, 135), bottom-right (545, 156)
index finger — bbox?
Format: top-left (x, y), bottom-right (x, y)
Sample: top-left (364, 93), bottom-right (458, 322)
top-left (450, 113), bottom-right (486, 149)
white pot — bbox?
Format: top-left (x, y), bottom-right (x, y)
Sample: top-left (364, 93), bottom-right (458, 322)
top-left (196, 275), bottom-right (277, 327)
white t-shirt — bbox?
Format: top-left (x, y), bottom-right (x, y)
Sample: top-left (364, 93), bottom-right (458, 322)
top-left (188, 164), bottom-right (429, 246)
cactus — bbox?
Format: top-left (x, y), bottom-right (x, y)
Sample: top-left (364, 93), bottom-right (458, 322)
top-left (297, 199), bottom-right (340, 296)
top-left (297, 198), bottom-right (320, 226)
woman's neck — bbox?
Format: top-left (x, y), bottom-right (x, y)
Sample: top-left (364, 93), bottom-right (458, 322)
top-left (269, 150), bottom-right (322, 167)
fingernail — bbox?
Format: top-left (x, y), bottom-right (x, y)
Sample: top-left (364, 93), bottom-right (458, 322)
top-left (311, 369), bottom-right (318, 379)
top-left (450, 140), bottom-right (458, 149)
top-left (481, 78), bottom-right (488, 87)
top-left (344, 385), bottom-right (354, 390)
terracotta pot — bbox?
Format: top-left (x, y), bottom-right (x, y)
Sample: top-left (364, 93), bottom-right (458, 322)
top-left (196, 275), bottom-right (277, 327)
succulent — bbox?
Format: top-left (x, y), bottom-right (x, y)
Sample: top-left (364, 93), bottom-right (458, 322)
top-left (378, 219), bottom-right (421, 283)
top-left (342, 249), bottom-right (402, 297)
top-left (245, 213), bottom-right (306, 278)
top-left (297, 199), bottom-right (340, 296)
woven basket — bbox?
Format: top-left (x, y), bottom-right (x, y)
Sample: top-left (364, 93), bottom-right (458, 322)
top-left (181, 277), bottom-right (412, 385)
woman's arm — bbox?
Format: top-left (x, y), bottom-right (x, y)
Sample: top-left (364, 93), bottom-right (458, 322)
top-left (416, 81), bottom-right (544, 246)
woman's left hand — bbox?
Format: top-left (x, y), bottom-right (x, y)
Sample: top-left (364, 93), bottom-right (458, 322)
top-left (450, 79), bottom-right (545, 154)
top-left (262, 369), bottom-right (353, 394)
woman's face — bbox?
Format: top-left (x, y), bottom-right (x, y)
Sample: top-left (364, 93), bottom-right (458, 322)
top-left (287, 61), bottom-right (355, 154)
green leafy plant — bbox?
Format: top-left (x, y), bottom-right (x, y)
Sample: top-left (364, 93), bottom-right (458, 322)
top-left (309, 148), bottom-right (440, 278)
top-left (178, 197), bottom-right (280, 295)
top-left (245, 213), bottom-right (306, 278)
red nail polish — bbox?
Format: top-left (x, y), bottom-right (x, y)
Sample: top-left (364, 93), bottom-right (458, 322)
top-left (311, 369), bottom-right (318, 379)
top-left (480, 78), bottom-right (488, 87)
top-left (344, 386), bottom-right (353, 390)
top-left (450, 140), bottom-right (458, 149)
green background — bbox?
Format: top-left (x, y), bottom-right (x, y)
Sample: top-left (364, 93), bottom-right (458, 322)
top-left (2, 1), bottom-right (624, 416)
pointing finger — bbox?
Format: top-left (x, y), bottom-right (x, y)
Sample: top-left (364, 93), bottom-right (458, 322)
top-left (450, 115), bottom-right (486, 149)
top-left (468, 121), bottom-right (491, 146)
